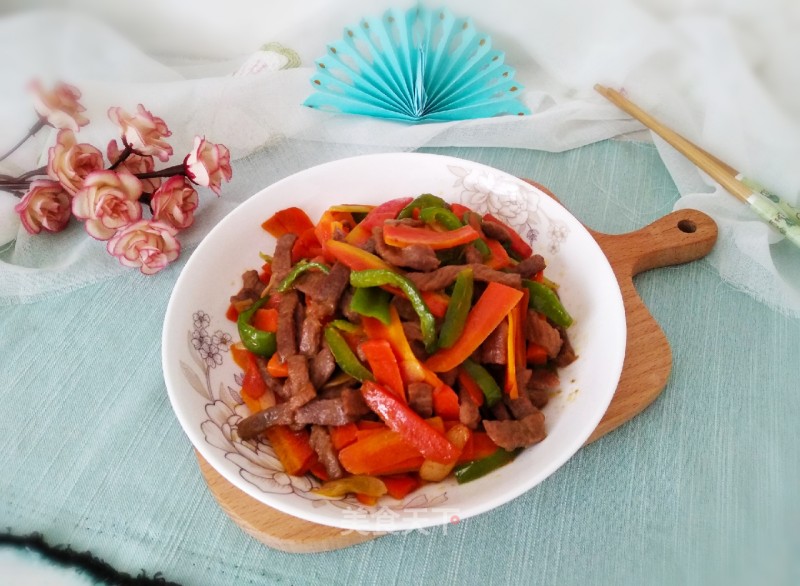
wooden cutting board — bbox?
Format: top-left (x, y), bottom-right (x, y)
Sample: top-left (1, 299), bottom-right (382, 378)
top-left (196, 189), bottom-right (718, 554)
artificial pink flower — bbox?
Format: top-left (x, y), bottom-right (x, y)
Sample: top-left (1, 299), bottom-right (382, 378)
top-left (107, 139), bottom-right (161, 193)
top-left (72, 170), bottom-right (143, 240)
top-left (107, 104), bottom-right (173, 162)
top-left (46, 129), bottom-right (104, 196)
top-left (150, 175), bottom-right (199, 230)
top-left (28, 80), bottom-right (89, 132)
top-left (14, 180), bottom-right (72, 234)
top-left (184, 136), bottom-right (232, 196)
top-left (106, 219), bottom-right (180, 275)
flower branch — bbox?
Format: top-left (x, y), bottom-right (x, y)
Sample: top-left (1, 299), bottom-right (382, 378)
top-left (3, 80), bottom-right (233, 275)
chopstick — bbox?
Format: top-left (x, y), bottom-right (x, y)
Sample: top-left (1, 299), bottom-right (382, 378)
top-left (594, 84), bottom-right (800, 248)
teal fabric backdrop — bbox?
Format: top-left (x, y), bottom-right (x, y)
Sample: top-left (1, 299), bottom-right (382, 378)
top-left (2, 140), bottom-right (797, 585)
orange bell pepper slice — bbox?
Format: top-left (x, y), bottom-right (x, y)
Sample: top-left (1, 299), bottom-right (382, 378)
top-left (458, 432), bottom-right (500, 462)
top-left (252, 308), bottom-right (279, 332)
top-left (326, 239), bottom-right (393, 272)
top-left (432, 384), bottom-right (460, 421)
top-left (338, 427), bottom-right (425, 475)
top-left (261, 207), bottom-right (315, 238)
top-left (382, 474), bottom-right (421, 500)
top-left (425, 282), bottom-right (524, 372)
top-left (360, 380), bottom-right (459, 464)
top-left (457, 368), bottom-right (485, 407)
top-left (382, 223), bottom-right (480, 250)
top-left (484, 237), bottom-right (512, 270)
top-left (266, 352), bottom-right (289, 378)
top-left (526, 343), bottom-right (549, 365)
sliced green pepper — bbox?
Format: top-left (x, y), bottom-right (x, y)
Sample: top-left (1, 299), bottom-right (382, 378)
top-left (437, 268), bottom-right (473, 349)
top-left (419, 206), bottom-right (463, 231)
top-left (323, 325), bottom-right (374, 382)
top-left (461, 358), bottom-right (503, 407)
top-left (276, 259), bottom-right (331, 293)
top-left (397, 193), bottom-right (448, 219)
top-left (350, 269), bottom-right (437, 353)
top-left (350, 286), bottom-right (392, 325)
top-left (522, 279), bottom-right (573, 327)
top-left (454, 448), bottom-right (518, 484)
top-left (237, 296), bottom-right (277, 357)
top-left (328, 319), bottom-right (361, 334)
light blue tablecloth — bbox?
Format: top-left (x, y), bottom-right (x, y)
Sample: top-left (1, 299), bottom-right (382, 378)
top-left (2, 140), bottom-right (798, 585)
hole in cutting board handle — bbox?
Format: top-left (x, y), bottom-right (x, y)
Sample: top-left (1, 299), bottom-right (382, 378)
top-left (677, 219), bottom-right (697, 233)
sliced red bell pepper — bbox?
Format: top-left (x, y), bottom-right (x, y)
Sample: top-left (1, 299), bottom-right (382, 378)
top-left (426, 282), bottom-right (524, 372)
top-left (338, 427), bottom-right (425, 475)
top-left (264, 425), bottom-right (317, 476)
top-left (457, 368), bottom-right (485, 407)
top-left (261, 207), bottom-right (315, 238)
top-left (226, 303), bottom-right (239, 322)
top-left (252, 308), bottom-right (279, 333)
top-left (382, 223), bottom-right (480, 250)
top-left (361, 380), bottom-right (459, 464)
top-left (449, 202), bottom-right (474, 220)
top-left (432, 384), bottom-right (460, 421)
top-left (420, 290), bottom-right (449, 319)
top-left (257, 261), bottom-right (272, 285)
top-left (359, 339), bottom-right (406, 401)
top-left (291, 227), bottom-right (324, 263)
top-left (484, 237), bottom-right (512, 269)
top-left (458, 432), bottom-right (500, 463)
top-left (483, 213), bottom-right (533, 259)
top-left (382, 474), bottom-right (421, 500)
top-left (345, 197), bottom-right (412, 245)
top-left (241, 356), bottom-right (268, 400)
top-left (526, 343), bottom-right (549, 365)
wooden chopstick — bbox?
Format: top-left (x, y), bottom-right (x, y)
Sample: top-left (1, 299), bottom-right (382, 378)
top-left (593, 84), bottom-right (749, 202)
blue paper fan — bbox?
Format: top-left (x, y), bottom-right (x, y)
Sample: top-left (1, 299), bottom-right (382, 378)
top-left (303, 5), bottom-right (531, 121)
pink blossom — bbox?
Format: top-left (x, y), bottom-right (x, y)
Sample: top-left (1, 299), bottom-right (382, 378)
top-left (46, 129), bottom-right (104, 196)
top-left (107, 139), bottom-right (161, 193)
top-left (72, 170), bottom-right (143, 240)
top-left (107, 220), bottom-right (180, 275)
top-left (28, 80), bottom-right (89, 132)
top-left (184, 136), bottom-right (232, 196)
top-left (107, 104), bottom-right (173, 162)
top-left (14, 180), bottom-right (72, 234)
top-left (150, 175), bottom-right (199, 230)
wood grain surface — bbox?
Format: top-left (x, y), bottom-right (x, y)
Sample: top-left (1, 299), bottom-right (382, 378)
top-left (196, 188), bottom-right (718, 554)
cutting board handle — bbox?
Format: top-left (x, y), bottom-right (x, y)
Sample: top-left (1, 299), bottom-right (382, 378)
top-left (596, 208), bottom-right (718, 277)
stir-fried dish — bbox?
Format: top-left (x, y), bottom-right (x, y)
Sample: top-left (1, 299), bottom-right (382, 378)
top-left (226, 194), bottom-right (577, 503)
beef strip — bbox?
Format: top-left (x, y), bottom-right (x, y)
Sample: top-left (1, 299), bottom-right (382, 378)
top-left (555, 326), bottom-right (577, 367)
top-left (254, 355), bottom-right (288, 400)
top-left (309, 425), bottom-right (344, 480)
top-left (276, 290), bottom-right (299, 361)
top-left (528, 388), bottom-right (550, 409)
top-left (293, 270), bottom-right (327, 298)
top-left (406, 264), bottom-right (521, 291)
top-left (459, 388), bottom-right (481, 430)
top-left (373, 226), bottom-right (440, 271)
top-left (491, 401), bottom-right (512, 421)
top-left (309, 344), bottom-right (336, 389)
top-left (439, 368), bottom-right (458, 388)
top-left (284, 354), bottom-right (316, 408)
top-left (481, 219), bottom-right (513, 243)
top-left (481, 320), bottom-right (508, 365)
top-left (393, 298), bottom-right (418, 322)
top-left (385, 218), bottom-right (426, 228)
top-left (528, 369), bottom-right (560, 391)
top-left (526, 311), bottom-right (563, 358)
top-left (483, 411), bottom-right (546, 450)
top-left (339, 289), bottom-right (361, 323)
top-left (298, 309), bottom-right (323, 357)
top-left (505, 392), bottom-right (538, 420)
top-left (310, 262), bottom-right (351, 317)
top-left (294, 390), bottom-right (370, 426)
top-left (237, 403), bottom-right (294, 441)
top-left (408, 382), bottom-right (433, 418)
top-left (401, 320), bottom-right (424, 344)
top-left (507, 255), bottom-right (546, 278)
top-left (268, 233), bottom-right (298, 290)
top-left (229, 270), bottom-right (266, 311)
top-left (464, 244), bottom-right (484, 265)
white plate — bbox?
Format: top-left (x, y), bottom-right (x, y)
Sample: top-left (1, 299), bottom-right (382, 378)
top-left (162, 152), bottom-right (626, 532)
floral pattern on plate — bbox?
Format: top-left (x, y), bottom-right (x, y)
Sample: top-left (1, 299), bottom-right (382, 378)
top-left (179, 309), bottom-right (451, 514)
top-left (448, 165), bottom-right (570, 254)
